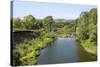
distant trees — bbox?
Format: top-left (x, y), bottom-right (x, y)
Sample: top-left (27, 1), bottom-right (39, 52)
top-left (12, 8), bottom-right (97, 42)
top-left (12, 15), bottom-right (56, 32)
top-left (35, 19), bottom-right (43, 29)
top-left (56, 22), bottom-right (65, 28)
top-left (22, 15), bottom-right (36, 29)
top-left (12, 18), bottom-right (24, 29)
top-left (43, 16), bottom-right (55, 31)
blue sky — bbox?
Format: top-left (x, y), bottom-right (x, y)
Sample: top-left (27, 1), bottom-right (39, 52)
top-left (12, 1), bottom-right (97, 19)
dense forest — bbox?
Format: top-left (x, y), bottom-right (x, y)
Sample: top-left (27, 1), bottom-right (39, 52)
top-left (12, 8), bottom-right (97, 65)
top-left (75, 8), bottom-right (97, 53)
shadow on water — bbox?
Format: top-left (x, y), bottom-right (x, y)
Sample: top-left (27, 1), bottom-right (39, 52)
top-left (37, 37), bottom-right (97, 65)
top-left (76, 42), bottom-right (97, 62)
top-left (12, 31), bottom-right (40, 45)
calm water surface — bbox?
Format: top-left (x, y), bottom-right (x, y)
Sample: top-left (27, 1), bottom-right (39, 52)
top-left (38, 37), bottom-right (96, 64)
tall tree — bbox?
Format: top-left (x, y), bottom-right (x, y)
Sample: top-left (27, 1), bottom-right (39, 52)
top-left (43, 16), bottom-right (55, 31)
top-left (76, 12), bottom-right (89, 40)
top-left (88, 8), bottom-right (97, 42)
top-left (12, 18), bottom-right (24, 29)
top-left (22, 15), bottom-right (36, 29)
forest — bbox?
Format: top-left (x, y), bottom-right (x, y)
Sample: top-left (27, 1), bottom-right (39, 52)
top-left (12, 8), bottom-right (97, 66)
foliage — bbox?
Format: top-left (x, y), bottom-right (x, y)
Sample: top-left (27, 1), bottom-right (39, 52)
top-left (43, 16), bottom-right (55, 31)
top-left (75, 8), bottom-right (97, 53)
top-left (12, 8), bottom-right (97, 65)
top-left (13, 36), bottom-right (55, 66)
top-left (22, 15), bottom-right (36, 29)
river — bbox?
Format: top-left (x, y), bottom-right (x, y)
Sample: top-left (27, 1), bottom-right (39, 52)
top-left (37, 37), bottom-right (96, 65)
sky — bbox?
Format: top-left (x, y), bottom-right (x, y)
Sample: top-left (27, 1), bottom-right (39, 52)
top-left (12, 1), bottom-right (97, 19)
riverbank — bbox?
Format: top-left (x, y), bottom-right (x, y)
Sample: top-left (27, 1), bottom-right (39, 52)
top-left (76, 38), bottom-right (97, 55)
top-left (38, 37), bottom-right (79, 64)
top-left (13, 36), bottom-right (56, 66)
top-left (81, 40), bottom-right (97, 54)
top-left (38, 37), bottom-right (96, 64)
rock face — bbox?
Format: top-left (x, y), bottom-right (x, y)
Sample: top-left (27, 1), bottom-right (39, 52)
top-left (12, 31), bottom-right (40, 45)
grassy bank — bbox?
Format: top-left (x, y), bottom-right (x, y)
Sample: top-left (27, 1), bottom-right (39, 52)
top-left (81, 40), bottom-right (97, 54)
top-left (77, 42), bottom-right (97, 62)
top-left (75, 38), bottom-right (97, 61)
top-left (13, 36), bottom-right (55, 66)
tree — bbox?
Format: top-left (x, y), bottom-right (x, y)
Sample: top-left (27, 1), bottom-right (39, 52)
top-left (75, 8), bottom-right (97, 46)
top-left (43, 16), bottom-right (55, 31)
top-left (34, 19), bottom-right (43, 29)
top-left (88, 8), bottom-right (97, 42)
top-left (76, 12), bottom-right (89, 40)
top-left (12, 18), bottom-right (25, 29)
top-left (22, 15), bottom-right (36, 29)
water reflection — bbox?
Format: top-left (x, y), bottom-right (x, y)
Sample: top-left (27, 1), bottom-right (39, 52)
top-left (38, 37), bottom-right (97, 64)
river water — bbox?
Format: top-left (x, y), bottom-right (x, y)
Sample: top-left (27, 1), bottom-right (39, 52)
top-left (37, 37), bottom-right (96, 64)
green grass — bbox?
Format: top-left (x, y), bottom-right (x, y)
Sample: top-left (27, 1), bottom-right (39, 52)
top-left (81, 39), bottom-right (97, 54)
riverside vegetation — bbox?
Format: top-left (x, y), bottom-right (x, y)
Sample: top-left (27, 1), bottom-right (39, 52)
top-left (12, 8), bottom-right (97, 66)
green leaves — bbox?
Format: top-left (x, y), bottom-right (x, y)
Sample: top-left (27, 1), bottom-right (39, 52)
top-left (13, 18), bottom-right (24, 29)
top-left (22, 15), bottom-right (36, 29)
top-left (12, 15), bottom-right (56, 31)
top-left (43, 16), bottom-right (55, 31)
top-left (75, 8), bottom-right (97, 53)
top-left (12, 8), bottom-right (97, 65)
